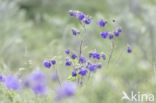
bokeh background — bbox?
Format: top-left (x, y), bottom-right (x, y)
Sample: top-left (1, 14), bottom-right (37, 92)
top-left (0, 0), bottom-right (156, 103)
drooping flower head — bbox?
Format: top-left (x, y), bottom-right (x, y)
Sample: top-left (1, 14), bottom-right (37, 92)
top-left (4, 76), bottom-right (20, 90)
top-left (72, 29), bottom-right (80, 36)
top-left (65, 59), bottom-right (72, 66)
top-left (109, 34), bottom-right (114, 39)
top-left (65, 49), bottom-right (70, 55)
top-left (118, 28), bottom-right (122, 32)
top-left (79, 56), bottom-right (86, 63)
top-left (78, 12), bottom-right (85, 21)
top-left (101, 53), bottom-right (106, 60)
top-left (127, 46), bottom-right (132, 53)
top-left (71, 54), bottom-right (77, 59)
top-left (78, 69), bottom-right (88, 76)
top-left (56, 82), bottom-right (77, 100)
top-left (84, 18), bottom-right (91, 24)
top-left (51, 59), bottom-right (56, 65)
top-left (97, 19), bottom-right (107, 27)
top-left (43, 60), bottom-right (51, 69)
top-left (87, 64), bottom-right (97, 72)
top-left (100, 31), bottom-right (109, 39)
top-left (69, 10), bottom-right (77, 18)
top-left (72, 71), bottom-right (77, 77)
top-left (114, 31), bottom-right (119, 37)
top-left (92, 52), bottom-right (101, 60)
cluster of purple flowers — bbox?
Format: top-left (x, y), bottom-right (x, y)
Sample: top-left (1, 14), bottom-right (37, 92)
top-left (69, 10), bottom-right (91, 25)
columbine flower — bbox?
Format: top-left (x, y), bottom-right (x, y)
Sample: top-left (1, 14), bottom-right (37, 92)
top-left (84, 18), bottom-right (91, 24)
top-left (71, 54), bottom-right (77, 59)
top-left (4, 76), bottom-right (20, 90)
top-left (114, 31), bottom-right (119, 37)
top-left (43, 60), bottom-right (51, 69)
top-left (100, 31), bottom-right (109, 39)
top-left (65, 59), bottom-right (72, 66)
top-left (97, 64), bottom-right (102, 69)
top-left (79, 56), bottom-right (86, 63)
top-left (72, 71), bottom-right (77, 77)
top-left (89, 52), bottom-right (93, 58)
top-left (78, 69), bottom-right (88, 76)
top-left (97, 19), bottom-right (107, 27)
top-left (69, 10), bottom-right (77, 18)
top-left (109, 34), bottom-right (113, 39)
top-left (92, 52), bottom-right (101, 60)
top-left (78, 13), bottom-right (85, 21)
top-left (118, 28), bottom-right (122, 32)
top-left (87, 64), bottom-right (97, 72)
top-left (51, 59), bottom-right (56, 65)
top-left (101, 53), bottom-right (106, 60)
top-left (56, 82), bottom-right (77, 100)
top-left (65, 49), bottom-right (70, 54)
top-left (127, 46), bottom-right (132, 53)
top-left (72, 29), bottom-right (80, 36)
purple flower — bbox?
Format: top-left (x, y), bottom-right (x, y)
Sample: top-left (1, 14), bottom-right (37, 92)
top-left (51, 59), bottom-right (56, 65)
top-left (78, 13), bottom-right (85, 21)
top-left (100, 31), bottom-right (109, 39)
top-left (69, 10), bottom-right (77, 18)
top-left (109, 34), bottom-right (113, 39)
top-left (32, 84), bottom-right (46, 95)
top-left (72, 29), bottom-right (80, 36)
top-left (78, 69), bottom-right (88, 76)
top-left (4, 76), bottom-right (20, 90)
top-left (65, 59), bottom-right (72, 66)
top-left (56, 82), bottom-right (77, 100)
top-left (127, 46), bottom-right (132, 53)
top-left (118, 28), bottom-right (122, 32)
top-left (43, 60), bottom-right (51, 69)
top-left (97, 19), bottom-right (107, 27)
top-left (87, 64), bottom-right (97, 72)
top-left (71, 54), bottom-right (77, 59)
top-left (101, 53), bottom-right (106, 60)
top-left (97, 64), bottom-right (102, 69)
top-left (65, 49), bottom-right (70, 54)
top-left (79, 56), bottom-right (86, 63)
top-left (84, 18), bottom-right (91, 24)
top-left (89, 52), bottom-right (93, 58)
top-left (92, 52), bottom-right (101, 60)
top-left (0, 75), bottom-right (5, 82)
top-left (72, 71), bottom-right (77, 77)
top-left (30, 71), bottom-right (46, 85)
top-left (114, 31), bottom-right (119, 37)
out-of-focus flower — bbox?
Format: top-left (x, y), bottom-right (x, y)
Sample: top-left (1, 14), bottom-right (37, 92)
top-left (109, 34), bottom-right (114, 39)
top-left (32, 84), bottom-right (46, 95)
top-left (84, 18), bottom-right (91, 24)
top-left (56, 82), bottom-right (77, 100)
top-left (78, 13), bottom-right (85, 21)
top-left (118, 28), bottom-right (122, 32)
top-left (72, 71), bottom-right (77, 77)
top-left (0, 75), bottom-right (5, 82)
top-left (97, 19), bottom-right (107, 27)
top-left (65, 59), bottom-right (72, 66)
top-left (78, 69), bottom-right (87, 76)
top-left (51, 59), bottom-right (56, 65)
top-left (101, 53), bottom-right (106, 60)
top-left (4, 76), bottom-right (20, 90)
top-left (87, 64), bottom-right (97, 72)
top-left (65, 49), bottom-right (70, 54)
top-left (97, 64), bottom-right (102, 69)
top-left (79, 56), bottom-right (86, 63)
top-left (43, 60), bottom-right (51, 69)
top-left (30, 71), bottom-right (47, 95)
top-left (51, 72), bottom-right (59, 81)
top-left (72, 29), bottom-right (80, 36)
top-left (100, 31), bottom-right (109, 39)
top-left (127, 46), bottom-right (132, 53)
top-left (71, 54), bottom-right (77, 59)
top-left (114, 31), bottom-right (119, 37)
top-left (69, 10), bottom-right (77, 18)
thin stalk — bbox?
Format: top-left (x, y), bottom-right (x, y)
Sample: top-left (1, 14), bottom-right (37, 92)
top-left (108, 40), bottom-right (114, 64)
top-left (55, 67), bottom-right (62, 87)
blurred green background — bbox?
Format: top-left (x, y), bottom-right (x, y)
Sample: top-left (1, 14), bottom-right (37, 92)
top-left (0, 0), bottom-right (156, 103)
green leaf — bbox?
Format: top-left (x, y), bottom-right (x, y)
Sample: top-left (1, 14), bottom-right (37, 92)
top-left (67, 75), bottom-right (76, 81)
